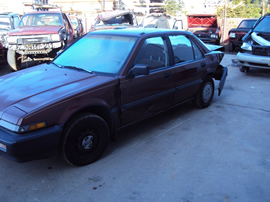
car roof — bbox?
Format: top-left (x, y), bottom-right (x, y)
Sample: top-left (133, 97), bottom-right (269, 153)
top-left (0, 12), bottom-right (20, 18)
top-left (24, 11), bottom-right (63, 15)
top-left (88, 28), bottom-right (191, 37)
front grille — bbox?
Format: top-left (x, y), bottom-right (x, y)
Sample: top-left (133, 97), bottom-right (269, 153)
top-left (18, 37), bottom-right (50, 44)
top-left (252, 45), bottom-right (270, 56)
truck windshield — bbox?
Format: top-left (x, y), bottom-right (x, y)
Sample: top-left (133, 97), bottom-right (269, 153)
top-left (53, 34), bottom-right (137, 74)
top-left (19, 13), bottom-right (63, 27)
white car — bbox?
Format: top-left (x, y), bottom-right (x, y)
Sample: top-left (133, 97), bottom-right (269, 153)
top-left (237, 14), bottom-right (270, 72)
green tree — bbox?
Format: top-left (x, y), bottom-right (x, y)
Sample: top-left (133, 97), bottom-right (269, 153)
top-left (217, 0), bottom-right (263, 18)
top-left (163, 0), bottom-right (183, 16)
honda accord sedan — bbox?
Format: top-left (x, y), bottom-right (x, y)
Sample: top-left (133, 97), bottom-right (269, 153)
top-left (0, 28), bottom-right (227, 166)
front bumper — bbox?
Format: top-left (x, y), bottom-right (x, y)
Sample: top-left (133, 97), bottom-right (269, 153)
top-left (237, 52), bottom-right (270, 69)
top-left (0, 125), bottom-right (63, 162)
top-left (8, 41), bottom-right (63, 55)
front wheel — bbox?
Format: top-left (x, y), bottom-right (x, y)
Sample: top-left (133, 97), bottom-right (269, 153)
top-left (60, 113), bottom-right (110, 166)
top-left (7, 49), bottom-right (21, 71)
top-left (194, 77), bottom-right (214, 108)
top-left (229, 42), bottom-right (234, 52)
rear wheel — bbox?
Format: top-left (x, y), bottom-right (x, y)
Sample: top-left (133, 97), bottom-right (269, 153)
top-left (7, 49), bottom-right (21, 71)
top-left (194, 77), bottom-right (214, 108)
top-left (60, 113), bottom-right (109, 166)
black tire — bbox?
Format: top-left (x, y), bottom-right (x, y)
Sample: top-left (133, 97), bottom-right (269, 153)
top-left (229, 42), bottom-right (234, 52)
top-left (194, 77), bottom-right (214, 108)
top-left (7, 49), bottom-right (21, 71)
top-left (61, 113), bottom-right (109, 166)
top-left (239, 66), bottom-right (250, 73)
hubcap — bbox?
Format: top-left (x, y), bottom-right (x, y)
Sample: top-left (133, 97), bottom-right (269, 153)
top-left (202, 82), bottom-right (213, 103)
top-left (81, 135), bottom-right (94, 150)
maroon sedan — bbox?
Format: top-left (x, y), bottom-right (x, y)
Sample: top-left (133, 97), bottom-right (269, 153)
top-left (0, 28), bottom-right (227, 166)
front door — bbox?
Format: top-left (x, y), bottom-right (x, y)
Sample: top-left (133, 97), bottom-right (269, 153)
top-left (120, 36), bottom-right (175, 125)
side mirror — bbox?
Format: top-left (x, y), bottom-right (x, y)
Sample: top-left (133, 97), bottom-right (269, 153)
top-left (127, 64), bottom-right (149, 78)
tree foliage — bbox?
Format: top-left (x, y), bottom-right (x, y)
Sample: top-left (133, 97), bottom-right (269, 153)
top-left (163, 0), bottom-right (183, 16)
top-left (217, 0), bottom-right (265, 18)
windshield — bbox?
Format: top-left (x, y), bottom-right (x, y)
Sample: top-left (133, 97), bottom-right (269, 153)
top-left (254, 16), bottom-right (270, 32)
top-left (53, 34), bottom-right (137, 74)
top-left (0, 17), bottom-right (11, 30)
top-left (19, 13), bottom-right (63, 27)
top-left (238, 20), bottom-right (257, 29)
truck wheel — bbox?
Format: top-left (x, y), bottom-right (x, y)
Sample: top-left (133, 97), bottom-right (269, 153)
top-left (7, 49), bottom-right (21, 71)
top-left (229, 42), bottom-right (234, 52)
top-left (240, 66), bottom-right (250, 73)
top-left (194, 77), bottom-right (214, 108)
top-left (61, 113), bottom-right (109, 166)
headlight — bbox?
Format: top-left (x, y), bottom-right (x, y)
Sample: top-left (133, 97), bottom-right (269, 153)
top-left (241, 42), bottom-right (252, 51)
top-left (0, 107), bottom-right (47, 133)
top-left (51, 34), bottom-right (61, 41)
top-left (229, 32), bottom-right (236, 38)
top-left (7, 36), bottom-right (17, 44)
top-left (211, 34), bottom-right (218, 39)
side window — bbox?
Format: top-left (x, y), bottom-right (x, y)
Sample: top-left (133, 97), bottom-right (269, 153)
top-left (133, 37), bottom-right (168, 70)
top-left (169, 35), bottom-right (194, 63)
top-left (13, 16), bottom-right (20, 28)
top-left (192, 41), bottom-right (204, 60)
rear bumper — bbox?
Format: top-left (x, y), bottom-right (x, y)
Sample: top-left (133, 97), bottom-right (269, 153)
top-left (237, 52), bottom-right (270, 69)
top-left (0, 125), bottom-right (63, 162)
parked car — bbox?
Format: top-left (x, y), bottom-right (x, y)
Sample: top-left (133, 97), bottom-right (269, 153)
top-left (187, 14), bottom-right (221, 45)
top-left (139, 13), bottom-right (183, 30)
top-left (0, 28), bottom-right (227, 166)
top-left (0, 12), bottom-right (20, 63)
top-left (90, 10), bottom-right (138, 32)
top-left (237, 14), bottom-right (270, 72)
top-left (228, 18), bottom-right (257, 52)
top-left (69, 14), bottom-right (84, 38)
top-left (6, 11), bottom-right (75, 71)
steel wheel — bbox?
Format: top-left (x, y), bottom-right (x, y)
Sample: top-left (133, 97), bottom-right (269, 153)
top-left (61, 113), bottom-right (109, 166)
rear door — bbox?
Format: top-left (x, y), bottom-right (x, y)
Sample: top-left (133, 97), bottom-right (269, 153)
top-left (120, 36), bottom-right (175, 125)
top-left (168, 34), bottom-right (206, 104)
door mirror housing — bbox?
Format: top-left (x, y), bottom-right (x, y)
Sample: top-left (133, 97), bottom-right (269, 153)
top-left (127, 64), bottom-right (149, 78)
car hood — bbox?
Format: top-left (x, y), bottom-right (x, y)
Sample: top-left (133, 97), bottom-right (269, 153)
top-left (8, 26), bottom-right (63, 36)
top-left (0, 63), bottom-right (113, 116)
top-left (229, 28), bottom-right (250, 33)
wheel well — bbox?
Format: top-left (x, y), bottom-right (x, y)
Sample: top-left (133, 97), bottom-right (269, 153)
top-left (63, 105), bottom-right (115, 138)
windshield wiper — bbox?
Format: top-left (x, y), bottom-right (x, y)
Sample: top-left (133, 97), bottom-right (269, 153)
top-left (63, 65), bottom-right (93, 74)
top-left (51, 61), bottom-right (62, 68)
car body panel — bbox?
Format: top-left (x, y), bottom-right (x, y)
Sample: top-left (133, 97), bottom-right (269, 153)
top-left (90, 10), bottom-right (138, 32)
top-left (0, 28), bottom-right (227, 163)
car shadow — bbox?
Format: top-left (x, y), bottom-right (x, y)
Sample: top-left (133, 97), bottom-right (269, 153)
top-left (244, 68), bottom-right (270, 78)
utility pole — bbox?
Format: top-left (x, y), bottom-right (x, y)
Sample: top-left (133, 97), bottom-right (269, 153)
top-left (222, 0), bottom-right (227, 45)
